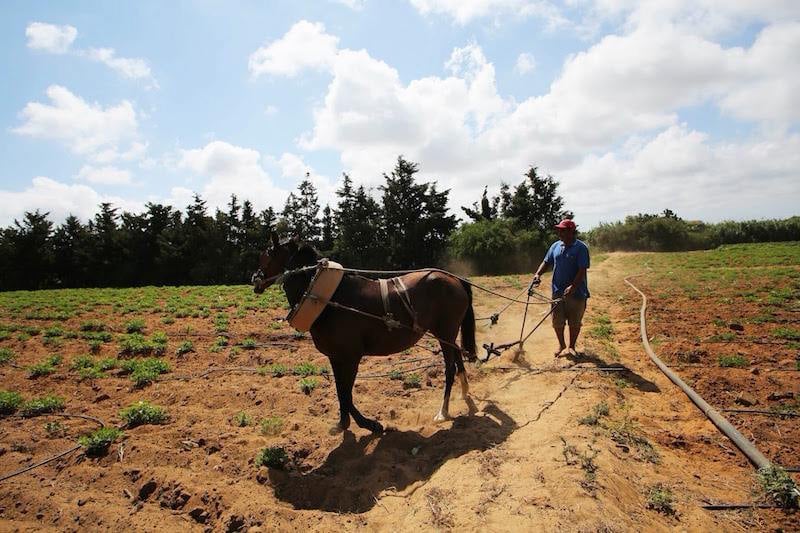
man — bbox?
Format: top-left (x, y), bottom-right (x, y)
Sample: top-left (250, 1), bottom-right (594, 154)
top-left (530, 219), bottom-right (590, 357)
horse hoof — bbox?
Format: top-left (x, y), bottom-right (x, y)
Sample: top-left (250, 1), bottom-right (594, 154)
top-left (329, 425), bottom-right (344, 435)
top-left (367, 421), bottom-right (384, 434)
top-left (433, 411), bottom-right (449, 422)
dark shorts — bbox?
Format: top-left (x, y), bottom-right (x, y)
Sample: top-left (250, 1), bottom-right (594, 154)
top-left (552, 296), bottom-right (587, 329)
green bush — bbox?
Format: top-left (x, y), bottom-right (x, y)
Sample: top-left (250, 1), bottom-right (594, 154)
top-left (255, 446), bottom-right (288, 469)
top-left (79, 427), bottom-right (123, 457)
top-left (448, 218), bottom-right (548, 274)
top-left (0, 390), bottom-right (23, 415)
top-left (0, 347), bottom-right (15, 365)
top-left (20, 395), bottom-right (65, 417)
top-left (119, 401), bottom-right (168, 427)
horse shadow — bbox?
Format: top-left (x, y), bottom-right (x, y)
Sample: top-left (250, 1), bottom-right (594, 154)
top-left (267, 403), bottom-right (515, 513)
top-left (565, 349), bottom-right (661, 393)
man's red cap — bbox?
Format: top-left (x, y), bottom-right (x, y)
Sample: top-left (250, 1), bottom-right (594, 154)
top-left (554, 219), bottom-right (577, 230)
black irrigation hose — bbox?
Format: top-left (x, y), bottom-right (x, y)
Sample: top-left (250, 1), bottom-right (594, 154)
top-left (0, 412), bottom-right (106, 483)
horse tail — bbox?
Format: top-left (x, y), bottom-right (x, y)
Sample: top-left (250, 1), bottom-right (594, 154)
top-left (459, 280), bottom-right (477, 362)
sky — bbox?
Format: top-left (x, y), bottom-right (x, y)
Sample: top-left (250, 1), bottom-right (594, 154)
top-left (1, 0), bottom-right (799, 229)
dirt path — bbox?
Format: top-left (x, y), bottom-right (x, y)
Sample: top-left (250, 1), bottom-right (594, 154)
top-left (1, 254), bottom-right (788, 531)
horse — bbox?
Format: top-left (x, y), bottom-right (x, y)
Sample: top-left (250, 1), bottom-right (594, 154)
top-left (252, 234), bottom-right (476, 434)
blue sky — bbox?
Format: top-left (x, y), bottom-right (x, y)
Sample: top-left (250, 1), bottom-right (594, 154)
top-left (1, 0), bottom-right (798, 228)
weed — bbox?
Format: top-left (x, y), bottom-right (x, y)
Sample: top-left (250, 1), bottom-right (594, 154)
top-left (79, 427), bottom-right (123, 457)
top-left (41, 336), bottom-right (63, 348)
top-left (119, 401), bottom-right (168, 427)
top-left (43, 326), bottom-right (64, 338)
top-left (609, 418), bottom-right (660, 464)
top-left (71, 355), bottom-right (95, 370)
top-left (161, 316), bottom-right (176, 325)
top-left (709, 332), bottom-right (736, 342)
top-left (757, 465), bottom-right (799, 508)
top-left (255, 446), bottom-right (288, 469)
top-left (79, 366), bottom-right (105, 380)
top-left (20, 395), bottom-right (65, 417)
top-left (0, 390), bottom-right (23, 415)
top-left (646, 484), bottom-right (676, 515)
top-left (0, 347), bottom-right (15, 365)
top-left (241, 337), bottom-right (257, 350)
top-left (176, 340), bottom-right (195, 356)
top-left (96, 358), bottom-right (118, 371)
top-left (120, 358), bottom-right (170, 388)
top-left (260, 417), bottom-right (284, 436)
top-left (214, 335), bottom-right (229, 347)
top-left (589, 316), bottom-right (614, 339)
top-left (17, 332), bottom-right (31, 342)
top-left (80, 320), bottom-right (107, 332)
top-left (718, 354), bottom-right (749, 368)
top-left (579, 401), bottom-right (611, 426)
top-left (81, 331), bottom-right (113, 342)
top-left (125, 319), bottom-right (146, 333)
top-left (403, 373), bottom-right (422, 389)
top-left (233, 411), bottom-right (252, 427)
top-left (88, 340), bottom-right (103, 354)
top-left (299, 377), bottom-right (318, 394)
top-left (44, 420), bottom-right (66, 438)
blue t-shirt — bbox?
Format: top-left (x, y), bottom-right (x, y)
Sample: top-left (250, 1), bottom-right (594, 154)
top-left (544, 239), bottom-right (590, 299)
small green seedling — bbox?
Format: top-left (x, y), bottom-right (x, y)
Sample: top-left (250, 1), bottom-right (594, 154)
top-left (646, 484), bottom-right (676, 515)
top-left (233, 411), bottom-right (253, 427)
top-left (0, 390), bottom-right (23, 415)
top-left (403, 373), bottom-right (422, 389)
top-left (260, 417), bottom-right (284, 436)
top-left (255, 446), bottom-right (288, 469)
top-left (299, 377), bottom-right (318, 394)
top-left (20, 395), bottom-right (65, 417)
top-left (119, 401), bottom-right (168, 427)
top-left (79, 427), bottom-right (123, 457)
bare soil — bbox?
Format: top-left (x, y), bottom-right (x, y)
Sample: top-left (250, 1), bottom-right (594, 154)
top-left (1, 254), bottom-right (797, 531)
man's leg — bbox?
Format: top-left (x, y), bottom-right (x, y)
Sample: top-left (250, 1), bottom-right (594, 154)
top-left (567, 298), bottom-right (587, 354)
top-left (552, 301), bottom-right (567, 355)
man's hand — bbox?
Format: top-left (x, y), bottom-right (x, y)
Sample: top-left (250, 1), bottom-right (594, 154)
top-left (563, 285), bottom-right (573, 297)
top-left (528, 275), bottom-right (541, 295)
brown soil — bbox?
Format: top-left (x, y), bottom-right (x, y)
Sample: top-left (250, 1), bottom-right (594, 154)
top-left (1, 254), bottom-right (797, 531)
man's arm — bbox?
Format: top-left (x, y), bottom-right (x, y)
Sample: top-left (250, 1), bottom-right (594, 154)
top-left (529, 261), bottom-right (549, 293)
top-left (563, 267), bottom-right (586, 297)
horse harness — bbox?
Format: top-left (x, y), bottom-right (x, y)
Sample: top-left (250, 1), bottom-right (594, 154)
top-left (379, 276), bottom-right (423, 333)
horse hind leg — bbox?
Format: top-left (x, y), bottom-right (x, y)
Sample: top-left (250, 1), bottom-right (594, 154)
top-left (434, 348), bottom-right (457, 422)
top-left (455, 352), bottom-right (469, 400)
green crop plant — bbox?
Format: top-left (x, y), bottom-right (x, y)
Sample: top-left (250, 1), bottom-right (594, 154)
top-left (176, 340), bottom-right (195, 356)
top-left (0, 390), bottom-right (23, 415)
top-left (119, 401), bottom-right (168, 427)
top-left (79, 427), bottom-right (123, 457)
top-left (20, 395), bottom-right (65, 417)
top-left (403, 373), bottom-right (422, 389)
top-left (255, 446), bottom-right (288, 469)
top-left (299, 377), bottom-right (318, 394)
top-left (125, 319), bottom-right (146, 333)
top-left (260, 417), bottom-right (284, 436)
top-left (0, 347), bottom-right (15, 365)
top-left (718, 354), bottom-right (749, 368)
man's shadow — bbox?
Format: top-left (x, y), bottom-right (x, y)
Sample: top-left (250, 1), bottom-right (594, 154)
top-left (267, 403), bottom-right (515, 513)
top-left (565, 348), bottom-right (660, 393)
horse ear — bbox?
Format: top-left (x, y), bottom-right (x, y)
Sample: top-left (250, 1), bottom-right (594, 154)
top-left (271, 232), bottom-right (280, 248)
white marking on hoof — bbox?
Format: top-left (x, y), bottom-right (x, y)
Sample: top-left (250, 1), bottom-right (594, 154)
top-left (329, 424), bottom-right (344, 435)
top-left (433, 410), bottom-right (449, 422)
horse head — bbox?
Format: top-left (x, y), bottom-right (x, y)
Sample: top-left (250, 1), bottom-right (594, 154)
top-left (251, 233), bottom-right (299, 293)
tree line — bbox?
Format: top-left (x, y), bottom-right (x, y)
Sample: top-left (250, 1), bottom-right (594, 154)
top-left (0, 157), bottom-right (565, 290)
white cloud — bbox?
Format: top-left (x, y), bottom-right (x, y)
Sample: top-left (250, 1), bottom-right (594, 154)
top-left (76, 165), bottom-right (132, 185)
top-left (85, 48), bottom-right (159, 89)
top-left (409, 0), bottom-right (567, 26)
top-left (264, 105), bottom-right (278, 116)
top-left (179, 141), bottom-right (288, 212)
top-left (0, 176), bottom-right (141, 227)
top-left (25, 22), bottom-right (77, 54)
top-left (332, 0), bottom-right (365, 9)
top-left (249, 20), bottom-right (340, 78)
top-left (515, 52), bottom-right (536, 74)
top-left (13, 85), bottom-right (140, 159)
top-left (275, 152), bottom-right (339, 207)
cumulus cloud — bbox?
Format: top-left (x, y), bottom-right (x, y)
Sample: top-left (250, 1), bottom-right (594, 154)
top-left (0, 176), bottom-right (141, 227)
top-left (13, 85), bottom-right (140, 159)
top-left (76, 165), bottom-right (132, 185)
top-left (25, 22), bottom-right (157, 87)
top-left (178, 141), bottom-right (288, 212)
top-left (85, 48), bottom-right (159, 89)
top-left (409, 0), bottom-right (567, 26)
top-left (25, 22), bottom-right (77, 53)
top-left (249, 20), bottom-right (340, 77)
top-left (515, 52), bottom-right (536, 74)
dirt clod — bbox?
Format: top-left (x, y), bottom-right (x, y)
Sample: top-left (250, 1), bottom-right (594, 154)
top-left (734, 393), bottom-right (758, 407)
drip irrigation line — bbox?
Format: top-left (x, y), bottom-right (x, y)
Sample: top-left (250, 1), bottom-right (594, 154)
top-left (722, 409), bottom-right (800, 419)
top-left (671, 364), bottom-right (799, 372)
top-left (0, 412), bottom-right (106, 483)
top-left (702, 503), bottom-right (785, 510)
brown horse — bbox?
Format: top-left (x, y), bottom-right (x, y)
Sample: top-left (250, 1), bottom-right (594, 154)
top-left (252, 234), bottom-right (476, 434)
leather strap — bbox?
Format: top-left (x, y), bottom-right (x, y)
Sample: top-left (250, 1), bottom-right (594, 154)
top-left (392, 276), bottom-right (422, 333)
top-left (379, 278), bottom-right (391, 317)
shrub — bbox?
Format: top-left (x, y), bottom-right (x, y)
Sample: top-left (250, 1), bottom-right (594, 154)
top-left (255, 446), bottom-right (288, 469)
top-left (20, 395), bottom-right (65, 417)
top-left (646, 484), bottom-right (676, 515)
top-left (299, 377), bottom-right (318, 394)
top-left (448, 218), bottom-right (548, 275)
top-left (119, 401), bottom-right (168, 427)
top-left (757, 465), bottom-right (799, 508)
top-left (0, 390), bottom-right (23, 415)
top-left (260, 417), bottom-right (284, 436)
top-left (241, 337), bottom-right (257, 350)
top-left (79, 427), bottom-right (123, 457)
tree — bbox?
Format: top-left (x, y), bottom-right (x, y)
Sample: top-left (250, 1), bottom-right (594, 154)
top-left (500, 167), bottom-right (563, 235)
top-left (281, 176), bottom-right (321, 243)
top-left (319, 205), bottom-right (335, 253)
top-left (334, 175), bottom-right (387, 267)
top-left (461, 186), bottom-right (499, 222)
